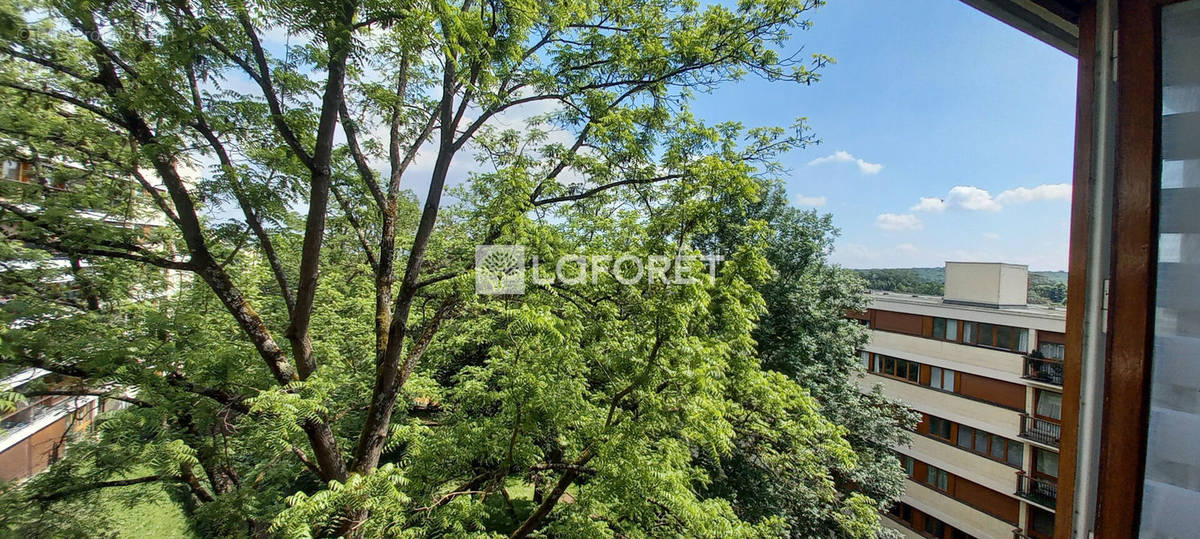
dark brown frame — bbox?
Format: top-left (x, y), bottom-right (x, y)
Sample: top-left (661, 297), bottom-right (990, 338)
top-left (1089, 1), bottom-right (1192, 538)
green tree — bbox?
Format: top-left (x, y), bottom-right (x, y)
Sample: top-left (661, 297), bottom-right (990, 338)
top-left (854, 269), bottom-right (944, 296)
top-left (697, 183), bottom-right (916, 536)
top-left (0, 0), bottom-right (898, 536)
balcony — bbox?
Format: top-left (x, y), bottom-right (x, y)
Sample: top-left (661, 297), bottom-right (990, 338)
top-left (1016, 472), bottom-right (1058, 509)
top-left (1022, 355), bottom-right (1064, 386)
top-left (1019, 413), bottom-right (1062, 448)
top-left (0, 395), bottom-right (75, 446)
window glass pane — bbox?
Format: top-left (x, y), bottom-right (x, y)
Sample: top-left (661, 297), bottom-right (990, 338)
top-left (1040, 342), bottom-right (1066, 360)
top-left (1018, 328), bottom-right (1029, 352)
top-left (1037, 450), bottom-right (1059, 478)
top-left (907, 361), bottom-right (919, 382)
top-left (997, 325), bottom-right (1013, 350)
top-left (990, 436), bottom-right (1005, 459)
top-left (942, 370), bottom-right (955, 392)
top-left (975, 430), bottom-right (988, 453)
top-left (963, 322), bottom-right (974, 343)
top-left (1037, 391), bottom-right (1062, 420)
top-left (2, 161), bottom-right (19, 181)
top-left (1007, 441), bottom-right (1024, 467)
top-left (946, 319), bottom-right (958, 341)
top-left (938, 470), bottom-right (948, 491)
top-left (861, 351), bottom-right (870, 369)
top-left (925, 517), bottom-right (945, 536)
top-left (930, 367), bottom-right (942, 388)
top-left (1032, 507), bottom-right (1055, 535)
top-left (933, 318), bottom-right (946, 338)
top-left (957, 426), bottom-right (973, 449)
top-left (984, 324), bottom-right (1003, 345)
top-left (884, 356), bottom-right (895, 375)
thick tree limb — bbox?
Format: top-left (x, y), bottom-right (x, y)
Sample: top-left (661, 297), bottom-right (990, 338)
top-left (231, 8), bottom-right (314, 171)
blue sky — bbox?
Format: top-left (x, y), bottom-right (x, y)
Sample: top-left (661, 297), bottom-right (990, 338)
top-left (690, 0), bottom-right (1078, 270)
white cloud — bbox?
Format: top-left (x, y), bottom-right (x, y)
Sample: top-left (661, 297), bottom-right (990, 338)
top-left (996, 183), bottom-right (1072, 204)
top-left (807, 150), bottom-right (853, 166)
top-left (910, 197), bottom-right (946, 212)
top-left (858, 161), bottom-right (884, 175)
top-left (911, 183), bottom-right (1071, 214)
top-left (910, 185), bottom-right (1002, 212)
top-left (875, 213), bottom-right (923, 231)
top-left (794, 194), bottom-right (827, 207)
top-left (983, 232), bottom-right (1001, 240)
top-left (946, 185), bottom-right (1003, 211)
top-left (807, 150), bottom-right (883, 175)
top-left (896, 243), bottom-right (919, 253)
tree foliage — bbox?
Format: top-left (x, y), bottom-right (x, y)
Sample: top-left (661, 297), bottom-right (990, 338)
top-left (0, 0), bottom-right (905, 536)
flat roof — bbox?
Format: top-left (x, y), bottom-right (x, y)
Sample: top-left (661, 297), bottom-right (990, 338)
top-left (868, 289), bottom-right (1067, 323)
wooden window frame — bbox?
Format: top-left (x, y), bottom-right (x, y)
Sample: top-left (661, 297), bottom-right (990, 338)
top-left (1087, 2), bottom-right (1195, 538)
top-left (927, 366), bottom-right (959, 393)
top-left (924, 464), bottom-right (952, 493)
top-left (1034, 389), bottom-right (1063, 422)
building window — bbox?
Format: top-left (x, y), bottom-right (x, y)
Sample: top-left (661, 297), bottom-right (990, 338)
top-left (860, 351), bottom-right (871, 370)
top-left (924, 514), bottom-right (947, 537)
top-left (1036, 449), bottom-right (1059, 478)
top-left (929, 366), bottom-right (956, 392)
top-left (956, 424), bottom-right (1023, 467)
top-left (929, 416), bottom-right (951, 440)
top-left (902, 455), bottom-right (915, 478)
top-left (957, 425), bottom-right (974, 450)
top-left (880, 355), bottom-right (920, 382)
top-left (925, 465), bottom-right (949, 491)
top-left (1031, 507), bottom-right (1055, 537)
top-left (963, 321), bottom-right (1029, 352)
top-left (932, 317), bottom-right (959, 341)
top-left (2, 160), bottom-right (22, 182)
top-left (1036, 390), bottom-right (1062, 421)
top-left (1039, 342), bottom-right (1065, 360)
top-left (1007, 440), bottom-right (1024, 468)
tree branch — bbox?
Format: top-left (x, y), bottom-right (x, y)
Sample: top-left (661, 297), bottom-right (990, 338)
top-left (35, 475), bottom-right (174, 503)
top-left (532, 174), bottom-right (685, 207)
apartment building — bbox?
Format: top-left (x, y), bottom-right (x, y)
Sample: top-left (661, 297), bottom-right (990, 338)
top-left (0, 368), bottom-right (108, 480)
top-left (854, 262), bottom-right (1066, 539)
top-left (0, 157), bottom-right (180, 481)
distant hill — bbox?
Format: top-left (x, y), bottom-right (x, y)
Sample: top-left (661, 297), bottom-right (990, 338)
top-left (851, 267), bottom-right (1068, 305)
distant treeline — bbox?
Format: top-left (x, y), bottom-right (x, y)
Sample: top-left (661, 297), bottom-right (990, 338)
top-left (852, 267), bottom-right (1067, 306)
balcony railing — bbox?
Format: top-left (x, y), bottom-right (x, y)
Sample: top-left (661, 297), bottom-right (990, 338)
top-left (0, 397), bottom-right (75, 446)
top-left (1019, 413), bottom-right (1062, 448)
top-left (1016, 471), bottom-right (1058, 508)
top-left (1022, 355), bottom-right (1064, 386)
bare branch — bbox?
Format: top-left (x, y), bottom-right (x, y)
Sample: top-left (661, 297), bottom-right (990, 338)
top-left (532, 174), bottom-right (684, 207)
